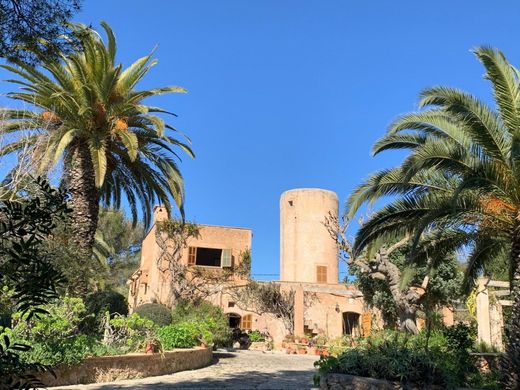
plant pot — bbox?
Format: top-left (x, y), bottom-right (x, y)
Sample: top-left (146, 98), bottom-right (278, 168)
top-left (315, 348), bottom-right (322, 356)
top-left (145, 343), bottom-right (156, 354)
top-left (300, 337), bottom-right (308, 345)
top-left (298, 348), bottom-right (307, 354)
top-left (321, 349), bottom-right (330, 357)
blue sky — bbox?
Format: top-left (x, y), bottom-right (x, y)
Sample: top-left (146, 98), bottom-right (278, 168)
top-left (2, 1), bottom-right (520, 280)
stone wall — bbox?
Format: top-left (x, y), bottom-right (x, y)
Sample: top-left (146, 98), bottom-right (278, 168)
top-left (39, 347), bottom-right (212, 387)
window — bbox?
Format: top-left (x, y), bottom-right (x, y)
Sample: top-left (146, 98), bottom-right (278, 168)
top-left (241, 314), bottom-right (252, 330)
top-left (316, 265), bottom-right (327, 283)
top-left (188, 247), bottom-right (233, 268)
top-left (228, 301), bottom-right (235, 308)
top-left (195, 247), bottom-right (222, 267)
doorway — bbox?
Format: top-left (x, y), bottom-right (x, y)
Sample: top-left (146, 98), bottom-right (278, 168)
top-left (343, 312), bottom-right (360, 336)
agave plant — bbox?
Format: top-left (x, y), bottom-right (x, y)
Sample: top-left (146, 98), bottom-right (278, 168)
top-left (0, 22), bottom-right (193, 294)
top-left (348, 47), bottom-right (519, 387)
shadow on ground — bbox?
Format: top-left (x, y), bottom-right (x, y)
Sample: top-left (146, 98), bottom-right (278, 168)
top-left (88, 368), bottom-right (315, 389)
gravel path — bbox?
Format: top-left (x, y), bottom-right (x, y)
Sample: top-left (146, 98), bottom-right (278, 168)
top-left (50, 350), bottom-right (319, 389)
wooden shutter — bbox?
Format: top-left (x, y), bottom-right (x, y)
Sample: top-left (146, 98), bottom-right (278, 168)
top-left (240, 314), bottom-right (252, 330)
top-left (221, 249), bottom-right (232, 267)
top-left (188, 247), bottom-right (196, 265)
top-left (316, 266), bottom-right (327, 283)
top-left (361, 312), bottom-right (371, 336)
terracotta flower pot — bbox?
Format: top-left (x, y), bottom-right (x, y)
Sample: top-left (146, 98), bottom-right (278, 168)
top-left (298, 348), bottom-right (307, 354)
top-left (145, 343), bottom-right (155, 354)
top-left (300, 337), bottom-right (308, 345)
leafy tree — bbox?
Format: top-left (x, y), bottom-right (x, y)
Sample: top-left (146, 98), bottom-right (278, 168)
top-left (327, 215), bottom-right (463, 334)
top-left (347, 47), bottom-right (520, 387)
top-left (0, 0), bottom-right (82, 64)
top-left (0, 22), bottom-right (194, 294)
top-left (350, 246), bottom-right (463, 331)
top-left (0, 178), bottom-right (69, 389)
top-left (41, 208), bottom-right (144, 294)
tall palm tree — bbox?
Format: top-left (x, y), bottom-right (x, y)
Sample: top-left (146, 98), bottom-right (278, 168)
top-left (348, 47), bottom-right (519, 387)
top-left (0, 22), bottom-right (194, 294)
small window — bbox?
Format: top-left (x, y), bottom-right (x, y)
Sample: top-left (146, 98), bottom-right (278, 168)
top-left (188, 247), bottom-right (196, 265)
top-left (317, 266), bottom-right (327, 283)
top-left (228, 301), bottom-right (235, 308)
top-left (241, 314), bottom-right (252, 330)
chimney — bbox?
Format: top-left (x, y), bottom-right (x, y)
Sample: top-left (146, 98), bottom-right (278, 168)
top-left (153, 205), bottom-right (169, 223)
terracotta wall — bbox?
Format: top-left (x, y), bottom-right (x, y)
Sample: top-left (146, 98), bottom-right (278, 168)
top-left (280, 189), bottom-right (339, 284)
top-left (128, 205), bottom-right (252, 309)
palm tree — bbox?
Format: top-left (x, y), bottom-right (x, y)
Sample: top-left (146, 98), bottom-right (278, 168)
top-left (0, 22), bottom-right (194, 294)
top-left (348, 47), bottom-right (520, 387)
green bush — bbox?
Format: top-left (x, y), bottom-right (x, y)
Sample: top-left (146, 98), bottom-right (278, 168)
top-left (158, 323), bottom-right (199, 349)
top-left (108, 313), bottom-right (156, 353)
top-left (134, 303), bottom-right (172, 326)
top-left (248, 330), bottom-right (265, 342)
top-left (314, 327), bottom-right (498, 389)
top-left (81, 290), bottom-right (129, 334)
top-left (171, 300), bottom-right (231, 347)
top-left (3, 296), bottom-right (94, 366)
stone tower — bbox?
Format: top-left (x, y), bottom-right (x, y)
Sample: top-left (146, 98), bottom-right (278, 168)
top-left (280, 188), bottom-right (339, 284)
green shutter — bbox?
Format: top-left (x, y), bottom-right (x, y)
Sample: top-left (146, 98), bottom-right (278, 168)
top-left (221, 249), bottom-right (232, 267)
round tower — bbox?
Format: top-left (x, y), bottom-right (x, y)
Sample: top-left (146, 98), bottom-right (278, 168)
top-left (280, 188), bottom-right (339, 284)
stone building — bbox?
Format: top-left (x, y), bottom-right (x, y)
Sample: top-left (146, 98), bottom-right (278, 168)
top-left (128, 188), bottom-right (366, 347)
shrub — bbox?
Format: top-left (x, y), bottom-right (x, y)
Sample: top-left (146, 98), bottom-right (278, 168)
top-left (81, 290), bottom-right (129, 334)
top-left (171, 300), bottom-right (231, 347)
top-left (158, 323), bottom-right (199, 350)
top-left (108, 313), bottom-right (156, 353)
top-left (133, 303), bottom-right (172, 327)
top-left (314, 333), bottom-right (452, 388)
top-left (4, 296), bottom-right (94, 366)
top-left (248, 330), bottom-right (265, 342)
top-left (314, 328), bottom-right (499, 389)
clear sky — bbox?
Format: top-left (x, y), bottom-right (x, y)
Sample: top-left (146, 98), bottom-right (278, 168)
top-left (2, 1), bottom-right (520, 280)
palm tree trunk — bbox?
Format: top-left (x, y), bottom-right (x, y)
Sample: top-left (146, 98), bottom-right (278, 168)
top-left (502, 225), bottom-right (520, 389)
top-left (62, 143), bottom-right (99, 296)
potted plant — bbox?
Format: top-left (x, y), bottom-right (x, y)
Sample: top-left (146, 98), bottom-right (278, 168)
top-left (296, 343), bottom-right (307, 354)
top-left (143, 335), bottom-right (161, 354)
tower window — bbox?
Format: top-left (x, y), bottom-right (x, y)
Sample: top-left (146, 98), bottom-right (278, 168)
top-left (317, 266), bottom-right (327, 283)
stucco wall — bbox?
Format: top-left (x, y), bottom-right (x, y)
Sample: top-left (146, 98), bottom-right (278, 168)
top-left (280, 189), bottom-right (339, 284)
top-left (128, 205), bottom-right (252, 309)
top-left (39, 347), bottom-right (212, 387)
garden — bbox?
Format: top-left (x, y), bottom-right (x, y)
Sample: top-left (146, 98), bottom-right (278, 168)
top-left (312, 325), bottom-right (501, 389)
top-left (0, 290), bottom-right (230, 385)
